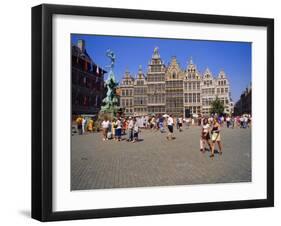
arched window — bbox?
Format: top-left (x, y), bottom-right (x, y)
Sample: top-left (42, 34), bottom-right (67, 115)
top-left (172, 72), bottom-right (176, 79)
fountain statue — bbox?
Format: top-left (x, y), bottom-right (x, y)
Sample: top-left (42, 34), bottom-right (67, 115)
top-left (100, 49), bottom-right (119, 115)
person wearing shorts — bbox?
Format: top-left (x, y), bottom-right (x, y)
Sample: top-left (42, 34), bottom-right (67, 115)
top-left (200, 118), bottom-right (212, 153)
top-left (178, 116), bottom-right (183, 132)
top-left (210, 118), bottom-right (223, 158)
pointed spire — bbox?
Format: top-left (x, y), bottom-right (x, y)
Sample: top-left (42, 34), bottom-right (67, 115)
top-left (171, 56), bottom-right (177, 63)
top-left (152, 46), bottom-right (160, 59)
top-left (124, 67), bottom-right (130, 78)
top-left (189, 56), bottom-right (193, 65)
top-left (187, 56), bottom-right (196, 71)
top-left (203, 67), bottom-right (212, 78)
top-left (205, 67), bottom-right (211, 75)
top-left (137, 65), bottom-right (144, 79)
top-left (138, 64), bottom-right (143, 73)
top-left (218, 69), bottom-right (226, 78)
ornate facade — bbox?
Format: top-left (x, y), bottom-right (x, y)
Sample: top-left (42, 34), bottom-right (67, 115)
top-left (133, 66), bottom-right (148, 116)
top-left (119, 70), bottom-right (134, 115)
top-left (146, 47), bottom-right (166, 114)
top-left (119, 48), bottom-right (233, 117)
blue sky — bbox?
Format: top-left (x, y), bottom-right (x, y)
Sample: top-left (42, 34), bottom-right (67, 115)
top-left (71, 34), bottom-right (251, 102)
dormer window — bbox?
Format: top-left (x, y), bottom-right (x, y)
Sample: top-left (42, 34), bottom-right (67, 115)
top-left (172, 72), bottom-right (176, 79)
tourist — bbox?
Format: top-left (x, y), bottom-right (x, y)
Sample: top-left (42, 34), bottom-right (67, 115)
top-left (166, 114), bottom-right (174, 140)
top-left (151, 116), bottom-right (156, 130)
top-left (133, 118), bottom-right (139, 143)
top-left (231, 116), bottom-right (235, 129)
top-left (236, 116), bottom-right (241, 128)
top-left (87, 117), bottom-right (94, 132)
top-left (76, 115), bottom-right (83, 135)
top-left (107, 120), bottom-right (112, 139)
top-left (248, 115), bottom-right (252, 128)
top-left (159, 115), bottom-right (165, 133)
top-left (127, 117), bottom-right (134, 142)
top-left (226, 115), bottom-right (231, 128)
top-left (122, 118), bottom-right (127, 135)
top-left (240, 115), bottom-right (244, 128)
top-left (115, 117), bottom-right (122, 141)
top-left (176, 117), bottom-right (179, 130)
top-left (101, 117), bottom-right (110, 141)
top-left (210, 118), bottom-right (223, 158)
top-left (200, 118), bottom-right (212, 153)
top-left (220, 115), bottom-right (225, 126)
top-left (243, 115), bottom-right (248, 128)
top-left (81, 117), bottom-right (86, 134)
top-left (112, 118), bottom-right (117, 140)
top-left (178, 116), bottom-right (183, 132)
top-left (156, 116), bottom-right (160, 130)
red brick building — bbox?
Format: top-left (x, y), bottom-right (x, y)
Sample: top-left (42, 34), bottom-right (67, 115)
top-left (72, 39), bottom-right (106, 115)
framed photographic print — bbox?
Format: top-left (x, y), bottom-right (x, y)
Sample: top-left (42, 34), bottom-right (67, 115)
top-left (32, 4), bottom-right (274, 221)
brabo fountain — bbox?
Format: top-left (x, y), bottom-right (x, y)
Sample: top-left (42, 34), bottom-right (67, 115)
top-left (99, 49), bottom-right (119, 120)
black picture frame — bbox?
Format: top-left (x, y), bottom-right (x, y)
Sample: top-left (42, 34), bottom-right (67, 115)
top-left (32, 4), bottom-right (274, 222)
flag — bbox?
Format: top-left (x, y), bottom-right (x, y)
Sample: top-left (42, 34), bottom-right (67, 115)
top-left (83, 60), bottom-right (87, 71)
top-left (96, 65), bottom-right (99, 75)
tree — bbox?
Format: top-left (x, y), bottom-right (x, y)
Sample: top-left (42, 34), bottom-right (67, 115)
top-left (210, 97), bottom-right (224, 115)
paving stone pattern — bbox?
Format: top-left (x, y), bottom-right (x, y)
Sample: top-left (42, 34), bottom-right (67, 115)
top-left (71, 126), bottom-right (251, 190)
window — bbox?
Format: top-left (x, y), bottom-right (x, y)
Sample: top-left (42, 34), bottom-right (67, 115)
top-left (197, 82), bottom-right (200, 90)
top-left (192, 82), bottom-right (196, 90)
top-left (193, 93), bottom-right (196, 103)
top-left (189, 93), bottom-right (192, 103)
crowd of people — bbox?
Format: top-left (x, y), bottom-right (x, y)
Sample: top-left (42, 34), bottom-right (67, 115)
top-left (74, 113), bottom-right (251, 158)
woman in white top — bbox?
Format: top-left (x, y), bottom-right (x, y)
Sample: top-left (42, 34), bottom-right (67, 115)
top-left (200, 118), bottom-right (212, 153)
top-left (210, 118), bottom-right (222, 158)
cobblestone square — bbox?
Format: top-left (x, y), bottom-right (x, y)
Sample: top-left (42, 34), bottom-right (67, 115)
top-left (71, 125), bottom-right (251, 190)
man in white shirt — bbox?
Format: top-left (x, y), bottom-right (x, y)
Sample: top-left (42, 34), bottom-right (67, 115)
top-left (166, 115), bottom-right (174, 140)
top-left (101, 118), bottom-right (109, 141)
top-left (127, 117), bottom-right (134, 142)
top-left (115, 117), bottom-right (122, 141)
